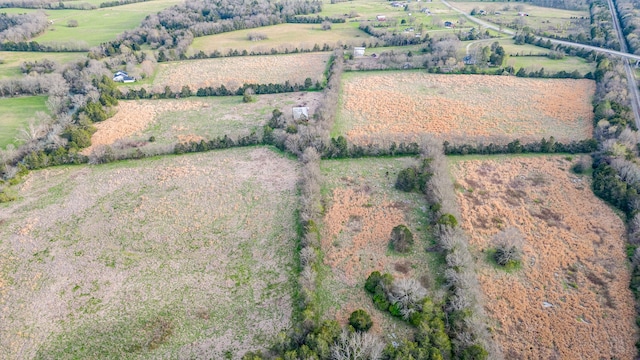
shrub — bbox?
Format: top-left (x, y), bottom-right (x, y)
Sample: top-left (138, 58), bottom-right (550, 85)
top-left (390, 224), bottom-right (414, 253)
top-left (396, 167), bottom-right (418, 192)
top-left (365, 271), bottom-right (382, 293)
top-left (243, 87), bottom-right (255, 103)
top-left (493, 227), bottom-right (523, 268)
top-left (67, 19), bottom-right (78, 27)
top-left (437, 213), bottom-right (458, 227)
top-left (348, 309), bottom-right (373, 332)
top-left (460, 344), bottom-right (488, 360)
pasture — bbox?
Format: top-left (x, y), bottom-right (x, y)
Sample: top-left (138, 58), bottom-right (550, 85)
top-left (452, 2), bottom-right (590, 38)
top-left (335, 72), bottom-right (595, 145)
top-left (139, 53), bottom-right (331, 92)
top-left (0, 96), bottom-right (48, 147)
top-left (190, 23), bottom-right (377, 55)
top-left (0, 147), bottom-right (299, 359)
top-left (450, 155), bottom-right (637, 358)
top-left (0, 52), bottom-right (85, 79)
top-left (4, 0), bottom-right (182, 47)
top-left (317, 157), bottom-right (439, 338)
top-left (83, 92), bottom-right (323, 154)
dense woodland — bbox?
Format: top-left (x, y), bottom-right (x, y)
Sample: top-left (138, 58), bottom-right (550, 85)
top-left (0, 11), bottom-right (47, 42)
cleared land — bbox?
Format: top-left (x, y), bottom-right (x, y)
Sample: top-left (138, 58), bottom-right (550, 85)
top-left (318, 158), bottom-right (439, 338)
top-left (190, 23), bottom-right (376, 55)
top-left (336, 72), bottom-right (594, 144)
top-left (452, 2), bottom-right (589, 38)
top-left (0, 148), bottom-right (299, 359)
top-left (3, 0), bottom-right (182, 47)
top-left (83, 92), bottom-right (322, 154)
top-left (136, 53), bottom-right (330, 92)
top-left (0, 96), bottom-right (48, 147)
top-left (0, 52), bottom-right (85, 79)
top-left (451, 155), bottom-right (637, 359)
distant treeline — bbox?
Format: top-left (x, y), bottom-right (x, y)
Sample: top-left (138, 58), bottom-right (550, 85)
top-left (0, 40), bottom-right (88, 52)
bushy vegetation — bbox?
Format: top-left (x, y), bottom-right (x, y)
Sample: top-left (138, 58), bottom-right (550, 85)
top-left (365, 271), bottom-right (453, 360)
top-left (389, 225), bottom-right (414, 253)
top-left (348, 310), bottom-right (373, 332)
top-left (492, 227), bottom-right (524, 269)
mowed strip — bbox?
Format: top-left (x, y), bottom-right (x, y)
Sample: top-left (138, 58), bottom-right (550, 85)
top-left (146, 53), bottom-right (331, 92)
top-left (336, 72), bottom-right (594, 144)
top-left (451, 156), bottom-right (637, 358)
top-left (0, 148), bottom-right (299, 359)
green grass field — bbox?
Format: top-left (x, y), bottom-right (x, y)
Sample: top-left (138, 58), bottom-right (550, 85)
top-left (0, 147), bottom-right (299, 359)
top-left (316, 156), bottom-right (441, 336)
top-left (0, 51), bottom-right (85, 79)
top-left (0, 96), bottom-right (48, 147)
top-left (451, 2), bottom-right (589, 38)
top-left (506, 54), bottom-right (595, 74)
top-left (3, 0), bottom-right (182, 47)
top-left (190, 23), bottom-right (376, 55)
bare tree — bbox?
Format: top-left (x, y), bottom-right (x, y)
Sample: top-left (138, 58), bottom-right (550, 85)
top-left (331, 331), bottom-right (384, 360)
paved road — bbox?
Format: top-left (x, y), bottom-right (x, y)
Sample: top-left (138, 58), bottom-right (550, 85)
top-left (605, 0), bottom-right (640, 128)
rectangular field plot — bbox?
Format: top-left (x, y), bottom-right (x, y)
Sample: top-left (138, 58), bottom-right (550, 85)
top-left (190, 23), bottom-right (375, 55)
top-left (335, 72), bottom-right (594, 145)
top-left (0, 148), bottom-right (299, 359)
top-left (143, 53), bottom-right (330, 92)
top-left (451, 155), bottom-right (637, 358)
top-left (0, 95), bottom-right (48, 147)
top-left (82, 92), bottom-right (321, 154)
top-left (317, 157), bottom-right (439, 337)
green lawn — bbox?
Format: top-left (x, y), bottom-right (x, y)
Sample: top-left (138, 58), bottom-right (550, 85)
top-left (0, 52), bottom-right (86, 79)
top-left (3, 0), bottom-right (182, 47)
top-left (0, 96), bottom-right (48, 147)
top-left (506, 54), bottom-right (595, 74)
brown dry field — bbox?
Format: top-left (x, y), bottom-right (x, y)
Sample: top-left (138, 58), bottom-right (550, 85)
top-left (451, 155), bottom-right (637, 359)
top-left (0, 148), bottom-right (298, 359)
top-left (83, 92), bottom-right (322, 154)
top-left (143, 53), bottom-right (330, 92)
top-left (336, 72), bottom-right (594, 145)
top-left (319, 158), bottom-right (441, 338)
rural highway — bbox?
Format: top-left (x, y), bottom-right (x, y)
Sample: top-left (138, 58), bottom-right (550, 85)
top-left (441, 0), bottom-right (640, 127)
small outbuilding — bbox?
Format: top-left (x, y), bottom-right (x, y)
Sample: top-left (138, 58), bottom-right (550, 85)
top-left (353, 46), bottom-right (366, 57)
top-left (292, 107), bottom-right (309, 121)
top-left (376, 15), bottom-right (386, 21)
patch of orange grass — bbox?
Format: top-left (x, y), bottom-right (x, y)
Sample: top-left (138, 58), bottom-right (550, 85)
top-left (83, 99), bottom-right (208, 155)
top-left (340, 73), bottom-right (594, 144)
top-left (451, 156), bottom-right (637, 359)
top-left (322, 187), bottom-right (407, 286)
top-left (149, 53), bottom-right (329, 91)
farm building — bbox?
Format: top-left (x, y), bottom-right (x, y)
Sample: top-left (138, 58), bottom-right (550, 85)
top-left (353, 47), bottom-right (366, 57)
top-left (293, 107), bottom-right (309, 121)
top-left (376, 15), bottom-right (386, 21)
top-left (113, 71), bottom-right (135, 83)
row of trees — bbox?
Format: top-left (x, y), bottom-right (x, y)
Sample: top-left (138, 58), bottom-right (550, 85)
top-left (612, 0), bottom-right (640, 54)
top-left (0, 11), bottom-right (48, 42)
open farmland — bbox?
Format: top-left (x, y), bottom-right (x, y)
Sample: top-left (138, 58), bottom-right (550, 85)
top-left (317, 157), bottom-right (439, 338)
top-left (0, 96), bottom-right (48, 147)
top-left (451, 2), bottom-right (590, 38)
top-left (138, 53), bottom-right (330, 92)
top-left (336, 72), bottom-right (594, 144)
top-left (2, 0), bottom-right (182, 47)
top-left (0, 148), bottom-right (298, 359)
top-left (82, 92), bottom-right (322, 154)
top-left (451, 155), bottom-right (637, 358)
top-left (190, 23), bottom-right (376, 55)
top-left (0, 52), bottom-right (85, 79)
